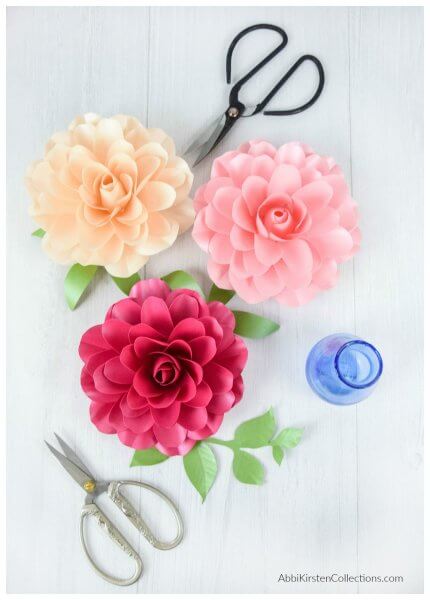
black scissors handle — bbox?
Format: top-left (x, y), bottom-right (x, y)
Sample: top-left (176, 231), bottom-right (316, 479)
top-left (227, 23), bottom-right (288, 111)
top-left (226, 23), bottom-right (325, 117)
top-left (260, 54), bottom-right (325, 116)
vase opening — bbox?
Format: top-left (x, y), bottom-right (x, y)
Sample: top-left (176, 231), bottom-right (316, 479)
top-left (335, 340), bottom-right (383, 389)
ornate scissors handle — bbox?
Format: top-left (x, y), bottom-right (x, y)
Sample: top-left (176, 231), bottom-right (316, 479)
top-left (80, 503), bottom-right (142, 586)
top-left (80, 480), bottom-right (183, 586)
top-left (108, 480), bottom-right (184, 550)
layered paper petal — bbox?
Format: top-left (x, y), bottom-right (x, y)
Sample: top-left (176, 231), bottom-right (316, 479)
top-left (26, 113), bottom-right (194, 277)
top-left (192, 140), bottom-right (360, 306)
top-left (79, 280), bottom-right (248, 455)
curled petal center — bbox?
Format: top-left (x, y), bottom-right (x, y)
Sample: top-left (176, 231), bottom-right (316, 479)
top-left (101, 173), bottom-right (114, 190)
top-left (152, 356), bottom-right (180, 386)
top-left (257, 194), bottom-right (311, 240)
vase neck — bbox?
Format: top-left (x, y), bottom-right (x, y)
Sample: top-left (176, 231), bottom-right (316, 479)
top-left (335, 340), bottom-right (383, 389)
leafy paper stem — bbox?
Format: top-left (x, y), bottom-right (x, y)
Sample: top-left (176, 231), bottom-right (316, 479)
top-left (208, 283), bottom-right (235, 304)
top-left (32, 228), bottom-right (45, 238)
top-left (232, 310), bottom-right (280, 339)
top-left (111, 273), bottom-right (141, 295)
top-left (32, 231), bottom-right (280, 332)
top-left (130, 408), bottom-right (303, 501)
top-left (64, 264), bottom-right (98, 310)
top-left (162, 270), bottom-right (204, 296)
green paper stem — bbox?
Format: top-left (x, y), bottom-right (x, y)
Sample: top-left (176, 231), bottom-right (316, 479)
top-left (32, 228), bottom-right (45, 238)
top-left (162, 270), bottom-right (204, 297)
top-left (64, 264), bottom-right (98, 310)
top-left (232, 310), bottom-right (280, 339)
top-left (203, 408), bottom-right (302, 490)
top-left (111, 272), bottom-right (141, 295)
top-left (208, 283), bottom-right (235, 304)
top-left (205, 437), bottom-right (237, 450)
top-left (128, 407), bottom-right (303, 500)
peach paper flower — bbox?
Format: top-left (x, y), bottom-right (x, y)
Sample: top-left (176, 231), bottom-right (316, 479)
top-left (192, 140), bottom-right (360, 306)
top-left (26, 114), bottom-right (194, 277)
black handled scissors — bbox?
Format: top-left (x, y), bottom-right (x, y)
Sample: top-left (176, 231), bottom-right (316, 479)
top-left (186, 23), bottom-right (325, 166)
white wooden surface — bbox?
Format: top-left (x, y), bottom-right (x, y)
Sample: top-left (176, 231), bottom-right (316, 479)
top-left (6, 6), bottom-right (423, 593)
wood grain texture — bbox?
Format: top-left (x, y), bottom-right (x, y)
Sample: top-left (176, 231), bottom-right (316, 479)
top-left (6, 6), bottom-right (423, 593)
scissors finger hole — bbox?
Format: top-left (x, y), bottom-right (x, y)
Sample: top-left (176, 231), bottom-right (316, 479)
top-left (263, 57), bottom-right (324, 114)
top-left (118, 482), bottom-right (181, 543)
top-left (82, 501), bottom-right (140, 582)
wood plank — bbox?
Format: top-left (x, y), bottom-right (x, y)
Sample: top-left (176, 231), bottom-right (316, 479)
top-left (143, 6), bottom-right (357, 593)
top-left (349, 6), bottom-right (423, 593)
top-left (6, 6), bottom-right (151, 592)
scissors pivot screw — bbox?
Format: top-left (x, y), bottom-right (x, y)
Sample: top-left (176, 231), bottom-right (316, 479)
top-left (228, 107), bottom-right (240, 118)
top-left (83, 480), bottom-right (96, 492)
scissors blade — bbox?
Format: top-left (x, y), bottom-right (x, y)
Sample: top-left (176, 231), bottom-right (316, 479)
top-left (192, 113), bottom-right (232, 166)
top-left (45, 441), bottom-right (94, 489)
top-left (54, 433), bottom-right (95, 478)
top-left (184, 112), bottom-right (226, 156)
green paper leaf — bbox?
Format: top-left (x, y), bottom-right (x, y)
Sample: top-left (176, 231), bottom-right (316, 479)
top-left (130, 448), bottom-right (169, 467)
top-left (234, 407), bottom-right (276, 448)
top-left (183, 442), bottom-right (217, 501)
top-left (208, 283), bottom-right (235, 304)
top-left (272, 428), bottom-right (303, 449)
top-left (162, 270), bottom-right (204, 297)
top-left (64, 264), bottom-right (98, 310)
top-left (232, 310), bottom-right (280, 339)
top-left (272, 445), bottom-right (284, 466)
top-left (111, 272), bottom-right (141, 295)
top-left (32, 228), bottom-right (45, 238)
top-left (232, 450), bottom-right (264, 485)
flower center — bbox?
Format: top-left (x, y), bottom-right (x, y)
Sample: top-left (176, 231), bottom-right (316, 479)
top-left (152, 356), bottom-right (180, 386)
top-left (97, 172), bottom-right (130, 211)
top-left (256, 194), bottom-right (311, 240)
top-left (273, 208), bottom-right (288, 222)
top-left (101, 173), bottom-right (114, 189)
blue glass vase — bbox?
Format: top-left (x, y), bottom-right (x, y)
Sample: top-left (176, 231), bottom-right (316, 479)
top-left (305, 333), bottom-right (383, 405)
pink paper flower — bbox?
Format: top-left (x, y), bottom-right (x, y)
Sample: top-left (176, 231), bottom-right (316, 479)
top-left (192, 140), bottom-right (360, 306)
top-left (79, 279), bottom-right (248, 455)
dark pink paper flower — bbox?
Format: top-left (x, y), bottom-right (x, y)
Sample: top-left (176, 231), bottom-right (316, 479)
top-left (79, 279), bottom-right (248, 455)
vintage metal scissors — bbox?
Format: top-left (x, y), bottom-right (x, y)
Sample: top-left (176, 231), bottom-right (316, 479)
top-left (186, 23), bottom-right (325, 165)
top-left (45, 434), bottom-right (183, 586)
